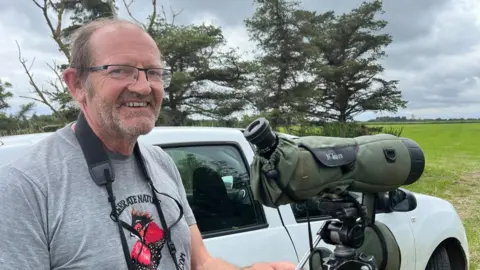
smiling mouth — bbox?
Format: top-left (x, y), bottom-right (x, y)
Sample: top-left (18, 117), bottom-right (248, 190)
top-left (122, 101), bottom-right (151, 108)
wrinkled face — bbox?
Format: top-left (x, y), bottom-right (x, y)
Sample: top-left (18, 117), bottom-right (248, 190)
top-left (82, 24), bottom-right (164, 137)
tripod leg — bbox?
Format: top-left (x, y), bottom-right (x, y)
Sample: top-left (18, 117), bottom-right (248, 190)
top-left (295, 235), bottom-right (323, 270)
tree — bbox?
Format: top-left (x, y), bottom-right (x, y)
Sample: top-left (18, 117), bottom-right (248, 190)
top-left (244, 0), bottom-right (314, 130)
top-left (0, 79), bottom-right (13, 112)
top-left (154, 22), bottom-right (252, 126)
top-left (303, 0), bottom-right (407, 122)
top-left (60, 0), bottom-right (118, 49)
top-left (0, 79), bottom-right (37, 135)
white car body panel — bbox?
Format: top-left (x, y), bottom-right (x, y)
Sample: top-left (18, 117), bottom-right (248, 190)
top-left (404, 193), bottom-right (470, 269)
top-left (0, 127), bottom-right (470, 270)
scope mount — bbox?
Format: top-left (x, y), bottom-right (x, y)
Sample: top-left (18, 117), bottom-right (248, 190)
top-left (295, 192), bottom-right (379, 270)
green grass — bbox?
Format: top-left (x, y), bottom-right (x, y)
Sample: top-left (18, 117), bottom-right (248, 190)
top-left (369, 123), bottom-right (480, 269)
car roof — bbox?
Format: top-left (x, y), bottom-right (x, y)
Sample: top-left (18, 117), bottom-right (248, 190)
top-left (0, 132), bottom-right (55, 146)
top-left (0, 126), bottom-right (299, 167)
top-left (0, 126), bottom-right (299, 147)
top-left (0, 126), bottom-right (245, 147)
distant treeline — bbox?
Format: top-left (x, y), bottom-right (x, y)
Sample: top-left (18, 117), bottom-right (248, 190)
top-left (367, 116), bottom-right (480, 124)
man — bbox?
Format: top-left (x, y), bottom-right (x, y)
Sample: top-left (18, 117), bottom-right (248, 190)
top-left (0, 18), bottom-right (297, 270)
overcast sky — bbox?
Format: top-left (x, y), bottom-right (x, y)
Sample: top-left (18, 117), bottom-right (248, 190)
top-left (1, 0), bottom-right (480, 120)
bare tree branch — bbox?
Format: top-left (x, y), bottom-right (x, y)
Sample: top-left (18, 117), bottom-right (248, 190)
top-left (170, 5), bottom-right (183, 25)
top-left (31, 0), bottom-right (70, 62)
top-left (159, 5), bottom-right (183, 25)
top-left (32, 0), bottom-right (42, 9)
top-left (122, 0), bottom-right (145, 26)
top-left (16, 40), bottom-right (65, 121)
top-left (48, 0), bottom-right (58, 12)
top-left (146, 0), bottom-right (157, 33)
top-left (46, 61), bottom-right (66, 95)
top-left (160, 5), bottom-right (167, 23)
top-left (18, 95), bottom-right (46, 104)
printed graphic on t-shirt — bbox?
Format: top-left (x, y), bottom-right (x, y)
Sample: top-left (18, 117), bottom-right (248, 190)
top-left (115, 193), bottom-right (188, 270)
top-left (130, 208), bottom-right (166, 269)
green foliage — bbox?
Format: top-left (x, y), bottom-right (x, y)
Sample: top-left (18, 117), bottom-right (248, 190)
top-left (244, 0), bottom-right (314, 130)
top-left (278, 121), bottom-right (403, 138)
top-left (60, 0), bottom-right (117, 46)
top-left (374, 125), bottom-right (404, 137)
top-left (319, 122), bottom-right (370, 137)
top-left (0, 112), bottom-right (65, 136)
top-left (240, 0), bottom-right (406, 128)
top-left (0, 79), bottom-right (13, 111)
top-left (14, 102), bottom-right (36, 120)
top-left (300, 0), bottom-right (407, 122)
top-left (151, 22), bottom-right (253, 126)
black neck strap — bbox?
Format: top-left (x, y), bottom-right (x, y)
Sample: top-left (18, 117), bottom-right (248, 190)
top-left (74, 113), bottom-right (182, 270)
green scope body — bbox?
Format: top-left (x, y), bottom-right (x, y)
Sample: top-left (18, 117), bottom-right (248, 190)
top-left (243, 118), bottom-right (425, 208)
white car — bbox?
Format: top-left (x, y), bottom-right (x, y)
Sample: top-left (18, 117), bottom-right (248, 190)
top-left (0, 126), bottom-right (470, 270)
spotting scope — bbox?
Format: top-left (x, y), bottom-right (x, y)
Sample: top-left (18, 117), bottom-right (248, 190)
top-left (243, 117), bottom-right (425, 208)
top-left (243, 117), bottom-right (425, 270)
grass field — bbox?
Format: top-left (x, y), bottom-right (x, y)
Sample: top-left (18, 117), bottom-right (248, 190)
top-left (368, 122), bottom-right (480, 269)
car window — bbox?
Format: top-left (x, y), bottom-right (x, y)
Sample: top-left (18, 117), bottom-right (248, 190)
top-left (162, 144), bottom-right (267, 236)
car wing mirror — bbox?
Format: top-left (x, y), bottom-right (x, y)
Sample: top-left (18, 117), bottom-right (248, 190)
top-left (377, 189), bottom-right (417, 213)
top-left (389, 189), bottom-right (417, 212)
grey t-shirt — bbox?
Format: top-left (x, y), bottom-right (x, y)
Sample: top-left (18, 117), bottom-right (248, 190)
top-left (0, 123), bottom-right (197, 270)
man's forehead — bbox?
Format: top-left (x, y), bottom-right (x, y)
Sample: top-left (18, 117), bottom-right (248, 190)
top-left (89, 23), bottom-right (162, 64)
top-left (97, 22), bottom-right (139, 32)
top-left (91, 23), bottom-right (153, 44)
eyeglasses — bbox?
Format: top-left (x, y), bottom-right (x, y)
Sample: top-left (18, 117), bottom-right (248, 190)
top-left (85, 64), bottom-right (172, 88)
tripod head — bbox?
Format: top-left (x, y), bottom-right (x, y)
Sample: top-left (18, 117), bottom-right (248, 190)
top-left (295, 192), bottom-right (380, 270)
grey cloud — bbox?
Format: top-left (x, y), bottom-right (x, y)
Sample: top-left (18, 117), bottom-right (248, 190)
top-left (160, 0), bottom-right (450, 44)
top-left (0, 1), bottom-right (53, 43)
top-left (153, 0), bottom-right (256, 26)
top-left (379, 0), bottom-right (450, 43)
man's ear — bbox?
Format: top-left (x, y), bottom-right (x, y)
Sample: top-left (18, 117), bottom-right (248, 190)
top-left (63, 67), bottom-right (86, 104)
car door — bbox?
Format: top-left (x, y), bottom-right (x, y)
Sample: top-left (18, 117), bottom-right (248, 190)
top-left (161, 142), bottom-right (299, 267)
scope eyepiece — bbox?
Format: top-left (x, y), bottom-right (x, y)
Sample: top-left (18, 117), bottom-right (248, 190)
top-left (243, 117), bottom-right (278, 157)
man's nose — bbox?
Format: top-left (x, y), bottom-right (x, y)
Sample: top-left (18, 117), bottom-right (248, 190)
top-left (128, 71), bottom-right (152, 95)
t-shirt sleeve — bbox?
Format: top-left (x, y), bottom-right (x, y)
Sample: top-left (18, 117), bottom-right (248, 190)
top-left (0, 165), bottom-right (49, 269)
top-left (165, 153), bottom-right (197, 226)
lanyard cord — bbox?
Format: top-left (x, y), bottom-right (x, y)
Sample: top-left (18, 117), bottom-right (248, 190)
top-left (150, 182), bottom-right (181, 270)
top-left (105, 171), bottom-right (134, 270)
